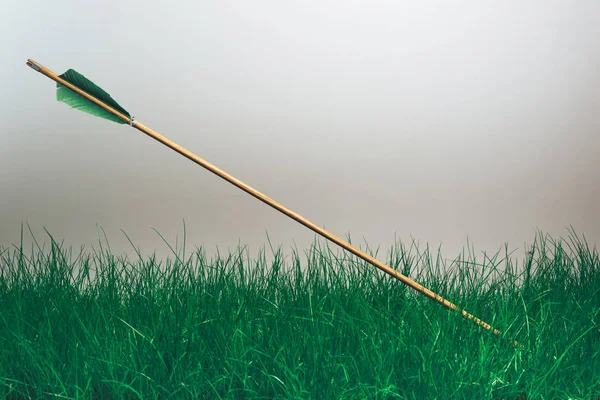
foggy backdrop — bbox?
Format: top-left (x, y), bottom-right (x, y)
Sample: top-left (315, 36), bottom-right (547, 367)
top-left (2, 1), bottom-right (599, 263)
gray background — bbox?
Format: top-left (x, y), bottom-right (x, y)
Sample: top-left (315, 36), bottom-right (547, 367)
top-left (2, 1), bottom-right (599, 262)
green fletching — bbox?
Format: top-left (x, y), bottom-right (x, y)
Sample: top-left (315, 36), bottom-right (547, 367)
top-left (56, 84), bottom-right (126, 124)
top-left (56, 69), bottom-right (131, 124)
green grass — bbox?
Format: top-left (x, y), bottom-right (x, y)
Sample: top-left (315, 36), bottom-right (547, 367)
top-left (1, 226), bottom-right (599, 399)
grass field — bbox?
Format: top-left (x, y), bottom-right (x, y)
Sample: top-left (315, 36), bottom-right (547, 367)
top-left (1, 227), bottom-right (599, 399)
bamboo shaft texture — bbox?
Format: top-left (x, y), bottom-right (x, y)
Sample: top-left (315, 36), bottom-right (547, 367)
top-left (27, 58), bottom-right (520, 344)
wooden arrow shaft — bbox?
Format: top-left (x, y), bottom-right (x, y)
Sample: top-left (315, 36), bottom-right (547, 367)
top-left (27, 58), bottom-right (524, 347)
